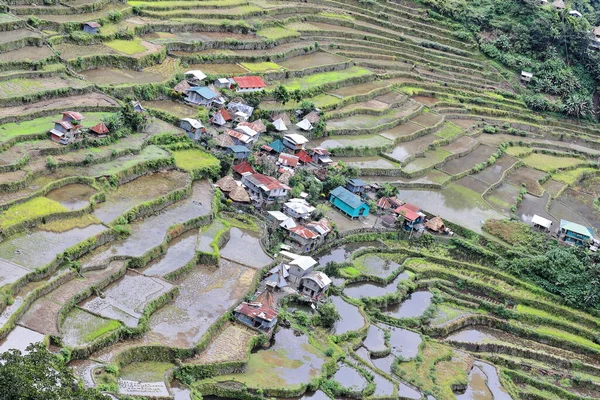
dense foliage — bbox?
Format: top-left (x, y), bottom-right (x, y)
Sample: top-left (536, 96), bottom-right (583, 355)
top-left (424, 0), bottom-right (600, 119)
top-left (0, 344), bottom-right (106, 400)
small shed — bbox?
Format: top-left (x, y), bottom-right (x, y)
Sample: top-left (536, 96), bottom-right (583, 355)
top-left (82, 21), bottom-right (100, 34)
top-left (296, 118), bottom-right (313, 131)
top-left (234, 301), bottom-right (278, 333)
top-left (89, 122), bottom-right (109, 137)
top-left (180, 118), bottom-right (206, 141)
top-left (214, 78), bottom-right (232, 89)
top-left (346, 178), bottom-right (366, 194)
top-left (531, 214), bottom-right (553, 232)
top-left (184, 70), bottom-right (207, 85)
top-left (273, 118), bottom-right (288, 132)
top-left (132, 101), bottom-right (145, 113)
top-left (329, 186), bottom-right (369, 218)
top-left (424, 216), bottom-right (445, 233)
top-left (520, 71), bottom-right (533, 84)
top-left (227, 145), bottom-right (251, 160)
top-left (311, 148), bottom-right (332, 165)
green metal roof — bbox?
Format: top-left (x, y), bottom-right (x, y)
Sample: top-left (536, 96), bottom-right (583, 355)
top-left (330, 186), bottom-right (366, 209)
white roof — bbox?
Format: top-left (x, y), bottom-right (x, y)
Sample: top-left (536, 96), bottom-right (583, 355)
top-left (296, 119), bottom-right (313, 131)
top-left (279, 250), bottom-right (300, 260)
top-left (235, 111), bottom-right (248, 118)
top-left (289, 255), bottom-right (318, 271)
top-left (185, 70), bottom-right (207, 80)
top-left (569, 10), bottom-right (582, 17)
top-left (521, 71), bottom-right (533, 78)
top-left (284, 133), bottom-right (309, 145)
top-left (181, 118), bottom-right (203, 129)
top-left (267, 211), bottom-right (288, 222)
top-left (235, 125), bottom-right (257, 137)
top-left (532, 214), bottom-right (553, 229)
top-left (273, 118), bottom-right (288, 131)
top-left (279, 217), bottom-right (297, 230)
top-left (212, 113), bottom-right (226, 126)
top-left (284, 200), bottom-right (316, 216)
top-left (217, 78), bottom-right (230, 84)
top-left (301, 271), bottom-right (332, 288)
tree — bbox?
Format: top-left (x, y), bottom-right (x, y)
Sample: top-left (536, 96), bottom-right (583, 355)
top-left (292, 89), bottom-right (303, 103)
top-left (273, 85), bottom-right (290, 105)
top-left (380, 183), bottom-right (398, 198)
top-left (299, 100), bottom-right (314, 114)
top-left (312, 302), bottom-right (340, 328)
top-left (0, 343), bottom-right (106, 400)
top-left (120, 99), bottom-right (145, 132)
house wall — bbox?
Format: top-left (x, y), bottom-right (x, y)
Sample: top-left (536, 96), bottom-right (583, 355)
top-left (236, 87), bottom-right (263, 93)
top-left (288, 265), bottom-right (312, 284)
top-left (330, 196), bottom-right (359, 218)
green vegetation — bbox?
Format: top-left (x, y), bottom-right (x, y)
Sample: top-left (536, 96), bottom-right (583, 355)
top-left (83, 319), bottom-right (121, 343)
top-left (104, 38), bottom-right (146, 55)
top-left (522, 153), bottom-right (585, 171)
top-left (434, 122), bottom-right (463, 140)
top-left (241, 62), bottom-right (283, 72)
top-left (172, 149), bottom-right (219, 171)
top-left (257, 26), bottom-right (300, 40)
top-left (0, 197), bottom-right (68, 230)
top-left (279, 67), bottom-right (372, 91)
top-left (40, 215), bottom-right (101, 232)
top-left (0, 113), bottom-right (110, 143)
top-left (552, 167), bottom-right (599, 184)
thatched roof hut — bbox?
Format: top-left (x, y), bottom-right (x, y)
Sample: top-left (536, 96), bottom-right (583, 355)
top-left (173, 80), bottom-right (191, 94)
top-left (424, 216), bottom-right (445, 233)
top-left (216, 175), bottom-right (237, 192)
top-left (228, 186), bottom-right (251, 203)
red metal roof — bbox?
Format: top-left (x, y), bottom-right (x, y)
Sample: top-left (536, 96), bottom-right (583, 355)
top-left (394, 205), bottom-right (420, 222)
top-left (90, 122), bottom-right (109, 134)
top-left (55, 120), bottom-right (74, 129)
top-left (237, 121), bottom-right (262, 133)
top-left (261, 144), bottom-right (273, 152)
top-left (217, 108), bottom-right (232, 121)
top-left (246, 173), bottom-right (290, 191)
top-left (232, 161), bottom-right (255, 175)
top-left (278, 153), bottom-right (299, 167)
top-left (226, 129), bottom-right (251, 143)
top-left (297, 150), bottom-right (312, 164)
top-left (312, 147), bottom-right (330, 156)
top-left (235, 302), bottom-right (278, 322)
top-left (289, 225), bottom-right (319, 240)
top-left (403, 203), bottom-right (421, 212)
top-left (377, 197), bottom-right (391, 209)
top-left (233, 76), bottom-right (266, 89)
top-left (62, 111), bottom-right (84, 121)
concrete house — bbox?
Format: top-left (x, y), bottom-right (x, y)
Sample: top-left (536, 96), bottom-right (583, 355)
top-left (242, 173), bottom-right (290, 203)
top-left (283, 198), bottom-right (315, 220)
top-left (232, 160), bottom-right (255, 178)
top-left (211, 108), bottom-right (232, 126)
top-left (283, 254), bottom-right (318, 285)
top-left (232, 76), bottom-right (267, 93)
top-left (185, 87), bottom-right (218, 106)
top-left (521, 71), bottom-right (533, 84)
top-left (278, 153), bottom-right (299, 170)
top-left (394, 203), bottom-right (425, 231)
top-left (329, 186), bottom-right (369, 218)
top-left (214, 77), bottom-right (232, 89)
top-left (299, 271), bottom-right (331, 300)
top-left (287, 225), bottom-right (320, 252)
top-left (311, 148), bottom-right (333, 165)
top-left (559, 219), bottom-right (594, 247)
top-left (180, 118), bottom-right (206, 141)
top-left (50, 111), bottom-right (85, 144)
top-left (234, 293), bottom-right (278, 333)
top-left (283, 133), bottom-right (309, 152)
top-left (82, 21), bottom-right (100, 34)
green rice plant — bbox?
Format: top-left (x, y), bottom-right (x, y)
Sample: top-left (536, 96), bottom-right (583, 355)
top-left (104, 38), bottom-right (146, 55)
top-left (172, 149), bottom-right (219, 172)
top-left (0, 197), bottom-right (68, 229)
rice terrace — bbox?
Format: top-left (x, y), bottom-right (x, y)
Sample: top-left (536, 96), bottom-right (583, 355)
top-left (0, 0), bottom-right (599, 399)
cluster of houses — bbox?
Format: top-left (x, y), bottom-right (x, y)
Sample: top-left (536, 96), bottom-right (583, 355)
top-left (49, 111), bottom-right (111, 144)
top-left (233, 251), bottom-right (332, 334)
top-left (531, 214), bottom-right (598, 251)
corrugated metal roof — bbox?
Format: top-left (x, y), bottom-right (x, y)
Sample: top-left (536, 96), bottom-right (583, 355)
top-left (233, 75), bottom-right (266, 88)
top-left (330, 186), bottom-right (365, 209)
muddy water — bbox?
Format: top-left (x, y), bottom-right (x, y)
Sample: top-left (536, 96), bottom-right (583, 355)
top-left (360, 254), bottom-right (401, 276)
top-left (517, 192), bottom-right (557, 227)
top-left (61, 307), bottom-right (121, 348)
top-left (446, 328), bottom-right (500, 344)
top-left (475, 361), bottom-right (512, 400)
top-left (330, 296), bottom-right (366, 335)
top-left (69, 359), bottom-right (103, 388)
top-left (388, 326), bottom-right (422, 359)
top-left (382, 291), bottom-right (432, 319)
top-left (218, 227), bottom-right (272, 269)
top-left (197, 219), bottom-right (226, 253)
top-left (344, 272), bottom-right (409, 298)
top-left (142, 230), bottom-right (199, 277)
top-left (363, 325), bottom-right (387, 353)
top-left (457, 364), bottom-right (492, 400)
top-left (81, 68), bottom-right (167, 85)
top-left (317, 241), bottom-right (386, 265)
top-left (140, 259), bottom-right (256, 348)
top-left (369, 368), bottom-right (396, 396)
top-left (0, 325), bottom-right (45, 353)
top-left (333, 364), bottom-right (368, 391)
top-left (0, 224), bottom-right (107, 270)
top-left (92, 170), bottom-right (188, 223)
top-left (45, 183), bottom-right (96, 210)
top-left (386, 134), bottom-right (438, 162)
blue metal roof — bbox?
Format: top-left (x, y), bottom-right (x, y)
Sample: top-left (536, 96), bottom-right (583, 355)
top-left (330, 186), bottom-right (365, 209)
top-left (228, 145), bottom-right (250, 153)
top-left (187, 86), bottom-right (217, 99)
top-left (348, 178), bottom-right (366, 187)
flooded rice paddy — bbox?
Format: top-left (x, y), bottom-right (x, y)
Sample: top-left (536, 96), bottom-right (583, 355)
top-left (330, 295), bottom-right (366, 335)
top-left (382, 291), bottom-right (433, 319)
top-left (61, 307), bottom-right (121, 348)
top-left (45, 183), bottom-right (96, 210)
top-left (333, 364), bottom-right (368, 392)
top-left (218, 227), bottom-right (272, 269)
top-left (142, 230), bottom-right (199, 277)
top-left (317, 241), bottom-right (385, 265)
top-left (0, 325), bottom-right (45, 354)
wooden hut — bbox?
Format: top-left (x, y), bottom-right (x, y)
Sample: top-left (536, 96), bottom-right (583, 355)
top-left (424, 216), bottom-right (445, 233)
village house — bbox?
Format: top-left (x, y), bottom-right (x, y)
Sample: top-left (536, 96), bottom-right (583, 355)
top-left (233, 111), bottom-right (249, 123)
top-left (424, 216), bottom-right (447, 234)
top-left (50, 111), bottom-right (85, 144)
top-left (346, 178), bottom-right (366, 194)
top-left (214, 132), bottom-right (235, 149)
top-left (559, 219), bottom-right (594, 247)
top-left (296, 150), bottom-right (312, 165)
top-left (306, 218), bottom-right (332, 239)
top-left (179, 118), bottom-right (206, 141)
top-left (185, 87), bottom-right (220, 107)
top-left (283, 198), bottom-right (315, 220)
top-left (132, 101), bottom-right (145, 113)
top-left (304, 111), bottom-right (320, 124)
top-left (551, 0), bottom-right (565, 8)
top-left (242, 173), bottom-right (290, 203)
top-left (234, 290), bottom-right (278, 333)
top-left (214, 77), bottom-right (232, 89)
top-left (296, 118), bottom-right (313, 131)
top-left (279, 253), bottom-right (318, 285)
top-left (394, 203), bottom-right (425, 231)
top-left (531, 214), bottom-right (553, 232)
top-left (226, 129), bottom-right (254, 147)
top-left (264, 139), bottom-right (284, 154)
top-left (235, 125), bottom-right (259, 143)
top-left (273, 118), bottom-right (288, 132)
top-left (265, 263), bottom-right (290, 289)
top-left (184, 70), bottom-right (207, 86)
top-left (283, 133), bottom-right (309, 152)
top-left (89, 122), bottom-right (109, 137)
top-left (82, 21), bottom-right (100, 34)
top-left (232, 76), bottom-right (267, 93)
top-left (299, 271), bottom-right (331, 300)
top-left (173, 80), bottom-right (191, 95)
top-left (592, 27), bottom-right (600, 49)
top-left (286, 225), bottom-right (320, 252)
top-left (311, 148), bottom-right (333, 166)
top-left (330, 186), bottom-right (369, 218)
top-left (232, 160), bottom-right (255, 178)
top-left (569, 10), bottom-right (582, 17)
top-left (520, 71), bottom-right (533, 85)
top-left (238, 120), bottom-right (266, 134)
top-left (227, 145), bottom-right (251, 160)
top-left (266, 211), bottom-right (289, 227)
top-left (278, 153), bottom-right (299, 170)
top-left (211, 108), bottom-right (232, 126)
top-left (228, 102), bottom-right (255, 118)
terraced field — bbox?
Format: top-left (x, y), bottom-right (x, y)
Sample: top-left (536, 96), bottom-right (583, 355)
top-left (0, 0), bottom-right (598, 399)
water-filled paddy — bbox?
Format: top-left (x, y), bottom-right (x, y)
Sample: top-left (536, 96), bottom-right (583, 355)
top-left (61, 307), bottom-right (121, 348)
top-left (333, 364), bottom-right (368, 392)
top-left (45, 183), bottom-right (96, 210)
top-left (218, 227), bottom-right (272, 269)
top-left (382, 291), bottom-right (432, 319)
top-left (330, 295), bottom-right (365, 335)
top-left (317, 241), bottom-right (386, 265)
top-left (142, 230), bottom-right (199, 277)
